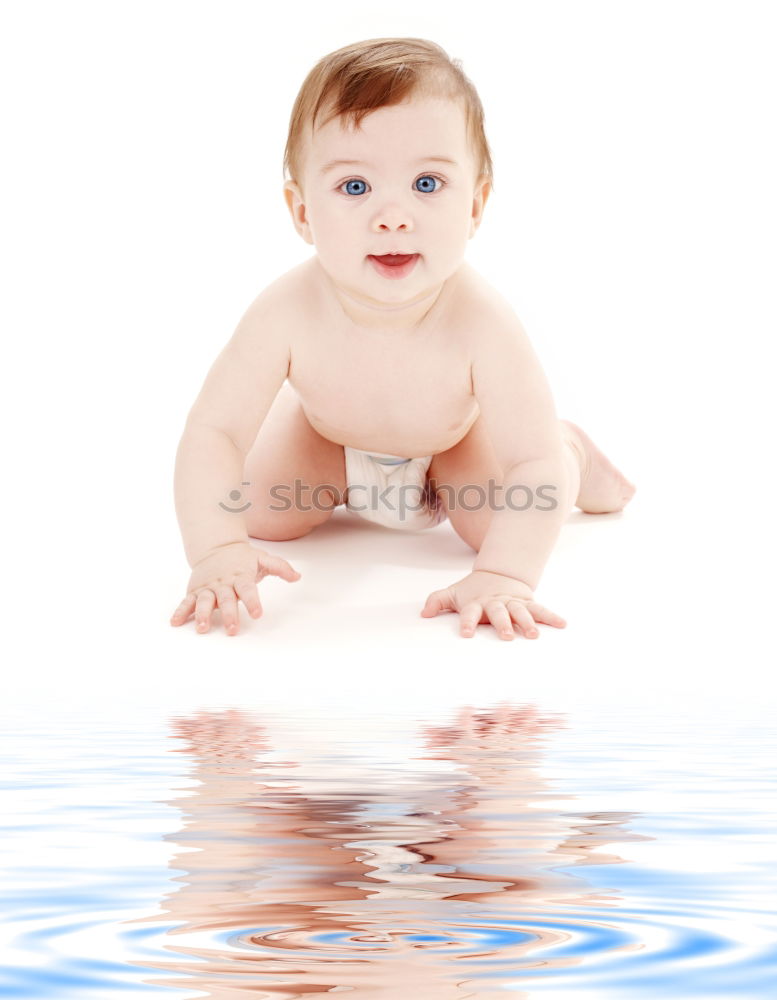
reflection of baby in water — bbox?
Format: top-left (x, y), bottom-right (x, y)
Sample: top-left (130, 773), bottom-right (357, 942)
top-left (134, 707), bottom-right (645, 999)
top-left (415, 704), bottom-right (638, 902)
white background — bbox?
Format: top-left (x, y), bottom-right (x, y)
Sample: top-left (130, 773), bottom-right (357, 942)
top-left (2, 0), bottom-right (775, 719)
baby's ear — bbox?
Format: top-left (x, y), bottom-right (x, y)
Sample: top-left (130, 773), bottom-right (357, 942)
top-left (283, 180), bottom-right (313, 245)
top-left (469, 177), bottom-right (492, 238)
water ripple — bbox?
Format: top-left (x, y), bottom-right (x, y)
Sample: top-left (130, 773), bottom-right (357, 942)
top-left (1, 706), bottom-right (775, 998)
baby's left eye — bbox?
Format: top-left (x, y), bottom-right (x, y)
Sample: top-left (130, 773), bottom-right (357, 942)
top-left (415, 175), bottom-right (443, 193)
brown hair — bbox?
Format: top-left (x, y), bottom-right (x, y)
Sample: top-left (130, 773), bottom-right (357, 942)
top-left (283, 37), bottom-right (493, 191)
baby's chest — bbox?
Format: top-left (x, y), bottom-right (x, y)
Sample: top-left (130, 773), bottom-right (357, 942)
top-left (288, 331), bottom-right (474, 449)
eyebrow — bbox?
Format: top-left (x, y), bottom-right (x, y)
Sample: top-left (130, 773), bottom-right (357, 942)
top-left (319, 156), bottom-right (459, 176)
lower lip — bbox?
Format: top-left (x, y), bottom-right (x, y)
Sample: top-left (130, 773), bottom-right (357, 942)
top-left (367, 253), bottom-right (420, 280)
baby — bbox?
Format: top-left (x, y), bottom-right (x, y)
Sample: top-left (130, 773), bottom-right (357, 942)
top-left (170, 37), bottom-right (635, 641)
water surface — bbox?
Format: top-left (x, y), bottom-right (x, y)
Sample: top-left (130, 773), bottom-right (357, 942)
top-left (1, 704), bottom-right (774, 998)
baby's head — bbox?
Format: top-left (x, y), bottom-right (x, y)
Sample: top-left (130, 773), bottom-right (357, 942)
top-left (282, 38), bottom-right (494, 304)
top-left (284, 38), bottom-right (493, 198)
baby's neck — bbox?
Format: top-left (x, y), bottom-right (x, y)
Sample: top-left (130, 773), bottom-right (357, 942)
top-left (315, 259), bottom-right (452, 334)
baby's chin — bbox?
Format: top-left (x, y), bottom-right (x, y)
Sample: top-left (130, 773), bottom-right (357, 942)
top-left (314, 252), bottom-right (461, 315)
top-left (358, 266), bottom-right (448, 310)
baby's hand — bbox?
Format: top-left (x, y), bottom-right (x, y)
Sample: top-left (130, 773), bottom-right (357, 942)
top-left (170, 541), bottom-right (301, 636)
top-left (421, 570), bottom-right (566, 641)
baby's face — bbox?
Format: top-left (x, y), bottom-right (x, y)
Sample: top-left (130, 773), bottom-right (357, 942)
top-left (286, 95), bottom-right (489, 308)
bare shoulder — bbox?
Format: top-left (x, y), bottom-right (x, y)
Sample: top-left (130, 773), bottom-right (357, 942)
top-left (233, 256), bottom-right (321, 343)
top-left (449, 262), bottom-right (529, 340)
top-left (182, 261), bottom-right (322, 450)
top-left (452, 263), bottom-right (551, 406)
top-left (261, 255), bottom-right (323, 309)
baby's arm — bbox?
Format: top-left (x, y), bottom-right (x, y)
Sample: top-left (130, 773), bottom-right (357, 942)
top-left (469, 308), bottom-right (568, 587)
top-left (422, 300), bottom-right (569, 639)
top-left (171, 287), bottom-right (299, 634)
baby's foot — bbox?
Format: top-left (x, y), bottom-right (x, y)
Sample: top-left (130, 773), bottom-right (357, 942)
top-left (561, 419), bottom-right (637, 513)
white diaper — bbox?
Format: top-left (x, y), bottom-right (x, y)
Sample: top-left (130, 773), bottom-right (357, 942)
top-left (344, 447), bottom-right (447, 531)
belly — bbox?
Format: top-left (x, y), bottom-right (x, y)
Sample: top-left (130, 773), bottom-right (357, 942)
top-left (293, 382), bottom-right (480, 458)
top-left (286, 286), bottom-right (479, 457)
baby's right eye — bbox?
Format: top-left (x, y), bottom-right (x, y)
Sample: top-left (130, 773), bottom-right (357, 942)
top-left (340, 178), bottom-right (369, 196)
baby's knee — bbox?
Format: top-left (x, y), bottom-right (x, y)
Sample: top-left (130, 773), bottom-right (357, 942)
top-left (245, 507), bottom-right (334, 542)
top-left (247, 519), bottom-right (319, 542)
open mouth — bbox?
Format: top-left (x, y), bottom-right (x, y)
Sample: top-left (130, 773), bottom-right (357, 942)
top-left (367, 252), bottom-right (420, 279)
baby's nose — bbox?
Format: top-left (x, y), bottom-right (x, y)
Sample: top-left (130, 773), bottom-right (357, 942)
top-left (371, 203), bottom-right (414, 232)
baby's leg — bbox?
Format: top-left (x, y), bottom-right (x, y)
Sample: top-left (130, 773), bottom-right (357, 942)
top-left (428, 416), bottom-right (635, 552)
top-left (560, 420), bottom-right (637, 514)
top-left (242, 381), bottom-right (346, 541)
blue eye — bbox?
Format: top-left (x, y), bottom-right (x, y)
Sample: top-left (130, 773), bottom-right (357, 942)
top-left (415, 174), bottom-right (442, 193)
top-left (337, 174), bottom-right (445, 196)
top-left (343, 178), bottom-right (368, 196)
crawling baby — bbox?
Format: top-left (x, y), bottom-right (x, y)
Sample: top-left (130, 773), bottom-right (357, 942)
top-left (170, 37), bottom-right (635, 641)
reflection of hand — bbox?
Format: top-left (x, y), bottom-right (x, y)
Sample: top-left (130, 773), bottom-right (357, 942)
top-left (421, 570), bottom-right (566, 640)
top-left (170, 708), bottom-right (267, 762)
top-left (421, 704), bottom-right (561, 759)
top-left (414, 705), bottom-right (569, 897)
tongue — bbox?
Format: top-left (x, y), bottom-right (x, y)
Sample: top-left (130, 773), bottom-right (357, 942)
top-left (378, 254), bottom-right (415, 266)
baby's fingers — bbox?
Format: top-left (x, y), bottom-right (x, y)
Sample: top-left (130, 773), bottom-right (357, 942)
top-left (460, 602), bottom-right (483, 638)
top-left (234, 576), bottom-right (263, 621)
top-left (527, 602), bottom-right (567, 629)
top-left (256, 551), bottom-right (302, 582)
top-left (170, 594), bottom-right (196, 626)
top-left (484, 601), bottom-right (516, 641)
top-left (195, 589), bottom-right (216, 633)
top-left (214, 585), bottom-right (240, 635)
top-left (506, 600), bottom-right (539, 639)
